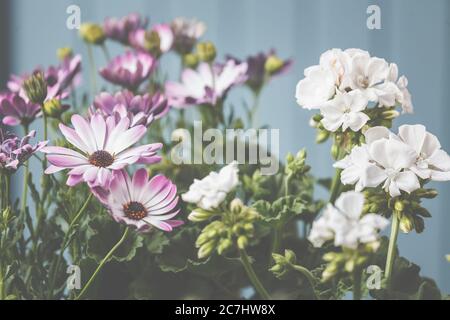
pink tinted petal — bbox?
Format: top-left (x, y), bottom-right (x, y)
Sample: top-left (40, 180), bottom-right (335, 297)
top-left (3, 116), bottom-right (20, 126)
top-left (46, 154), bottom-right (88, 168)
top-left (45, 165), bottom-right (66, 174)
top-left (148, 196), bottom-right (179, 215)
top-left (68, 165), bottom-right (91, 176)
top-left (148, 185), bottom-right (178, 210)
top-left (59, 124), bottom-right (91, 153)
top-left (67, 174), bottom-right (84, 186)
top-left (150, 209), bottom-right (180, 221)
top-left (132, 168), bottom-right (148, 199)
top-left (104, 117), bottom-right (130, 152)
top-left (144, 218), bottom-right (173, 232)
top-left (166, 220), bottom-right (184, 228)
top-left (41, 146), bottom-right (87, 159)
top-left (83, 166), bottom-right (99, 182)
top-left (111, 125), bottom-right (147, 154)
top-left (140, 175), bottom-right (170, 204)
top-left (90, 114), bottom-right (107, 150)
top-left (71, 114), bottom-right (98, 152)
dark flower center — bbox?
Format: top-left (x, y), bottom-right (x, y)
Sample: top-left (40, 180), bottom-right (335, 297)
top-left (123, 201), bottom-right (147, 220)
top-left (88, 150), bottom-right (114, 167)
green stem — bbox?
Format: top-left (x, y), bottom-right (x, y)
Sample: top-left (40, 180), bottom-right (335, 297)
top-left (250, 90), bottom-right (261, 128)
top-left (384, 211), bottom-right (400, 287)
top-left (291, 264), bottom-right (319, 300)
top-left (239, 248), bottom-right (271, 300)
top-left (87, 44), bottom-right (98, 94)
top-left (352, 268), bottom-right (362, 300)
top-left (20, 125), bottom-right (30, 221)
top-left (101, 43), bottom-right (111, 62)
top-left (75, 227), bottom-right (129, 300)
top-left (328, 168), bottom-right (342, 204)
top-left (48, 193), bottom-right (93, 299)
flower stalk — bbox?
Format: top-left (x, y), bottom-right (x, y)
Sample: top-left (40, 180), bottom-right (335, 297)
top-left (76, 227), bottom-right (129, 300)
top-left (384, 211), bottom-right (400, 287)
top-left (239, 248), bottom-right (271, 300)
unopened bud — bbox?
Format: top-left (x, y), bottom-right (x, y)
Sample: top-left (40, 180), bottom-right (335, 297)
top-left (43, 99), bottom-right (69, 118)
top-left (264, 55), bottom-right (284, 75)
top-left (284, 250), bottom-right (296, 264)
top-left (196, 42), bottom-right (216, 62)
top-left (316, 130), bottom-right (330, 144)
top-left (237, 235), bottom-right (248, 249)
top-left (23, 71), bottom-right (47, 105)
top-left (382, 110), bottom-right (400, 120)
top-left (399, 215), bottom-right (414, 233)
top-left (198, 240), bottom-right (216, 259)
top-left (188, 209), bottom-right (215, 222)
top-left (183, 53), bottom-right (199, 68)
top-left (57, 47), bottom-right (73, 61)
top-left (230, 198), bottom-right (244, 214)
top-left (79, 23), bottom-right (105, 45)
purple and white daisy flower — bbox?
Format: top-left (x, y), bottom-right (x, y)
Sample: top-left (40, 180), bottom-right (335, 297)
top-left (90, 90), bottom-right (169, 127)
top-left (0, 129), bottom-right (47, 172)
top-left (129, 24), bottom-right (174, 55)
top-left (0, 93), bottom-right (42, 126)
top-left (103, 13), bottom-right (148, 44)
top-left (105, 169), bottom-right (183, 232)
top-left (170, 17), bottom-right (206, 54)
top-left (99, 51), bottom-right (156, 90)
top-left (165, 60), bottom-right (248, 108)
top-left (41, 114), bottom-right (162, 188)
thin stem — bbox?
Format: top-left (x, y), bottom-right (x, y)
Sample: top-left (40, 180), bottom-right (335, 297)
top-left (384, 211), bottom-right (400, 287)
top-left (20, 124), bottom-right (30, 221)
top-left (250, 90), bottom-right (261, 128)
top-left (48, 193), bottom-right (93, 299)
top-left (239, 248), bottom-right (271, 300)
top-left (101, 43), bottom-right (111, 62)
top-left (291, 264), bottom-right (319, 300)
top-left (75, 227), bottom-right (129, 300)
top-left (328, 168), bottom-right (342, 204)
top-left (352, 268), bottom-right (362, 300)
top-left (86, 44), bottom-right (98, 94)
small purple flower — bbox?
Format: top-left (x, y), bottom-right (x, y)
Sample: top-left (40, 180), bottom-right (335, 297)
top-left (171, 17), bottom-right (206, 54)
top-left (0, 129), bottom-right (47, 172)
top-left (90, 90), bottom-right (170, 127)
top-left (165, 60), bottom-right (248, 108)
top-left (99, 51), bottom-right (156, 90)
top-left (128, 24), bottom-right (174, 55)
top-left (228, 50), bottom-right (292, 92)
top-left (103, 13), bottom-right (148, 44)
top-left (41, 114), bottom-right (162, 188)
top-left (97, 169), bottom-right (182, 232)
top-left (6, 54), bottom-right (82, 103)
top-left (0, 93), bottom-right (42, 126)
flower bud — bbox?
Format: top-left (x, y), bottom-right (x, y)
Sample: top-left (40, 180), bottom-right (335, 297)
top-left (394, 200), bottom-right (405, 212)
top-left (188, 209), bottom-right (215, 222)
top-left (183, 53), bottom-right (199, 68)
top-left (198, 240), bottom-right (216, 259)
top-left (144, 30), bottom-right (161, 55)
top-left (284, 250), bottom-right (296, 264)
top-left (264, 55), bottom-right (284, 75)
top-left (269, 264), bottom-right (283, 273)
top-left (272, 253), bottom-right (285, 265)
top-left (382, 109), bottom-right (400, 120)
top-left (23, 71), bottom-right (47, 105)
top-left (217, 238), bottom-right (232, 255)
top-left (196, 42), bottom-right (216, 62)
top-left (237, 235), bottom-right (248, 249)
top-left (230, 198), bottom-right (244, 214)
top-left (57, 47), bottom-right (73, 61)
top-left (331, 144), bottom-right (339, 159)
top-left (399, 215), bottom-right (414, 233)
top-left (316, 130), bottom-right (329, 144)
top-left (79, 23), bottom-right (105, 45)
top-left (415, 188), bottom-right (438, 199)
top-left (195, 232), bottom-right (211, 247)
top-left (344, 259), bottom-right (355, 273)
top-left (43, 99), bottom-right (69, 118)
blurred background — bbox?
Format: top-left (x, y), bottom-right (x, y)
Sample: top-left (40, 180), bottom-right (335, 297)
top-left (0, 0), bottom-right (449, 294)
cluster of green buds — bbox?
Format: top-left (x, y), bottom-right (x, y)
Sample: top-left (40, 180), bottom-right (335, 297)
top-left (43, 98), bottom-right (69, 119)
top-left (143, 30), bottom-right (162, 57)
top-left (23, 71), bottom-right (47, 105)
top-left (321, 243), bottom-right (379, 282)
top-left (264, 55), bottom-right (284, 75)
top-left (57, 47), bottom-right (73, 61)
top-left (365, 106), bottom-right (400, 128)
top-left (285, 149), bottom-right (310, 180)
top-left (191, 199), bottom-right (260, 259)
top-left (79, 23), bottom-right (106, 45)
top-left (269, 249), bottom-right (297, 279)
top-left (363, 188), bottom-right (437, 233)
top-left (196, 41), bottom-right (216, 63)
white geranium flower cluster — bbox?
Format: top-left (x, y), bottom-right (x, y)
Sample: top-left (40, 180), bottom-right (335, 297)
top-left (335, 125), bottom-right (450, 197)
top-left (295, 48), bottom-right (413, 133)
top-left (309, 191), bottom-right (389, 249)
top-left (182, 161), bottom-right (239, 210)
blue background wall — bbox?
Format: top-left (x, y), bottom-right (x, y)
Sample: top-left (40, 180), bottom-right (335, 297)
top-left (1, 0), bottom-right (449, 293)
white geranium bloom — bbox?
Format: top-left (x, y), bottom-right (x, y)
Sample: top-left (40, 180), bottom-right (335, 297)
top-left (334, 145), bottom-right (386, 192)
top-left (347, 54), bottom-right (390, 101)
top-left (308, 191), bottom-right (389, 249)
top-left (182, 161), bottom-right (239, 210)
top-left (295, 65), bottom-right (336, 109)
top-left (320, 90), bottom-right (370, 132)
top-left (397, 125), bottom-right (450, 181)
top-left (368, 138), bottom-right (420, 197)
